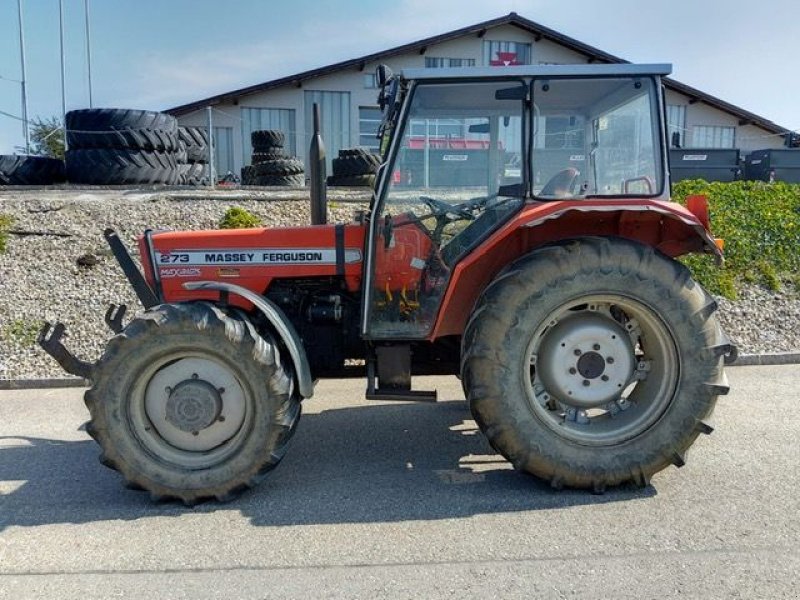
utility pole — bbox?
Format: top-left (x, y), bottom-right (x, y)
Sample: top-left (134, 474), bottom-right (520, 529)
top-left (59, 0), bottom-right (68, 150)
top-left (17, 0), bottom-right (30, 154)
top-left (84, 0), bottom-right (93, 107)
top-left (206, 107), bottom-right (215, 188)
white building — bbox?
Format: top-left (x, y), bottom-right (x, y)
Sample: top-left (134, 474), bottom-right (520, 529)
top-left (167, 12), bottom-right (788, 176)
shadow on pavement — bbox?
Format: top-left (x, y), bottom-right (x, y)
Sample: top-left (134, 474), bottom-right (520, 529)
top-left (0, 398), bottom-right (655, 531)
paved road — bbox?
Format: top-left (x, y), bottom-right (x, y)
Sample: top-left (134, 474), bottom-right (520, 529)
top-left (0, 366), bottom-right (798, 599)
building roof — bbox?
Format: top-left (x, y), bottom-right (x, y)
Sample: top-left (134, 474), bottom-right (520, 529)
top-left (166, 12), bottom-right (787, 134)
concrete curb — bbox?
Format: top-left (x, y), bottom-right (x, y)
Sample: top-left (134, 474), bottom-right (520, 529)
top-left (730, 353), bottom-right (800, 366)
top-left (0, 377), bottom-right (88, 390)
top-left (1, 352), bottom-right (798, 391)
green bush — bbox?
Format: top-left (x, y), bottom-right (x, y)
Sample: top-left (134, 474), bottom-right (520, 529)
top-left (219, 207), bottom-right (262, 229)
top-left (0, 214), bottom-right (13, 253)
top-left (672, 180), bottom-right (800, 298)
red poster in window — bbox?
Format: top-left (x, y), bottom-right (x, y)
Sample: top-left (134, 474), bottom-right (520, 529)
top-left (490, 51), bottom-right (520, 66)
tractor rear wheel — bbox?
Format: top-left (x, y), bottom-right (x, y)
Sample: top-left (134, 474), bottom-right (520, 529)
top-left (461, 237), bottom-right (729, 491)
top-left (85, 302), bottom-right (300, 504)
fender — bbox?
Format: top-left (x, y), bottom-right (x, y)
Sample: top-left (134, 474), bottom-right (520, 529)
top-left (431, 198), bottom-right (722, 339)
top-left (183, 281), bottom-right (314, 399)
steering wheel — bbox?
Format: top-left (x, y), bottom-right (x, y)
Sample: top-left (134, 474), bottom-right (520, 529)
top-left (419, 196), bottom-right (475, 221)
top-left (419, 195), bottom-right (492, 244)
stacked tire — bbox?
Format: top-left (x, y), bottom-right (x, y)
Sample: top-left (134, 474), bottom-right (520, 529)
top-left (241, 130), bottom-right (304, 187)
top-left (0, 155), bottom-right (65, 185)
top-left (327, 148), bottom-right (380, 187)
top-left (65, 109), bottom-right (180, 185)
top-left (177, 126), bottom-right (212, 186)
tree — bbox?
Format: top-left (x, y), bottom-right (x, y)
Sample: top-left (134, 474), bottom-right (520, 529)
top-left (28, 116), bottom-right (65, 159)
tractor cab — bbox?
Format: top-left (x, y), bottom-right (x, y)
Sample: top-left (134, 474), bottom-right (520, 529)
top-left (364, 64), bottom-right (671, 340)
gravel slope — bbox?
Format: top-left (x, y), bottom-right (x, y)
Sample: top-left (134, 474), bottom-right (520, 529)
top-left (1, 189), bottom-right (797, 380)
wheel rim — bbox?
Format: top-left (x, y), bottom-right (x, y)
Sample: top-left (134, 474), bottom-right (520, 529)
top-left (127, 350), bottom-right (254, 469)
top-left (523, 294), bottom-right (679, 446)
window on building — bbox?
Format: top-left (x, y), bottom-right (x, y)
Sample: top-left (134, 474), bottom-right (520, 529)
top-left (667, 105), bottom-right (686, 147)
top-left (424, 57), bottom-right (477, 68)
top-left (483, 41), bottom-right (532, 66)
top-left (358, 107), bottom-right (382, 152)
top-left (692, 125), bottom-right (735, 148)
top-left (364, 73), bottom-right (378, 89)
top-left (305, 90), bottom-right (351, 170)
top-left (240, 107), bottom-right (296, 164)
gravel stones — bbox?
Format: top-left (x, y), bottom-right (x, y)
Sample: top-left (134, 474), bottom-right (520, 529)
top-left (0, 188), bottom-right (368, 380)
top-left (0, 188), bottom-right (797, 380)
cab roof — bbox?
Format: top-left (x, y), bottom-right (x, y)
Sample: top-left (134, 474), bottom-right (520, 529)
top-left (401, 63), bottom-right (672, 82)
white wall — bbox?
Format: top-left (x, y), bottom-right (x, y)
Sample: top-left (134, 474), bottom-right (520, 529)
top-left (665, 89), bottom-right (782, 153)
top-left (177, 23), bottom-right (782, 174)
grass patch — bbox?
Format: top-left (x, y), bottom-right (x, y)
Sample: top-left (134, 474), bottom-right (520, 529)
top-left (672, 180), bottom-right (800, 298)
top-left (0, 214), bottom-right (13, 253)
top-left (1, 319), bottom-right (43, 347)
top-left (219, 207), bottom-right (262, 229)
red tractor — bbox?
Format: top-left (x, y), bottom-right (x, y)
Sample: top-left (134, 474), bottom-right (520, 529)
top-left (40, 63), bottom-right (734, 503)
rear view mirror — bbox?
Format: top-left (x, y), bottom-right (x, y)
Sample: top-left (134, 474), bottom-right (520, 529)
top-left (376, 65), bottom-right (393, 89)
top-left (376, 65), bottom-right (394, 111)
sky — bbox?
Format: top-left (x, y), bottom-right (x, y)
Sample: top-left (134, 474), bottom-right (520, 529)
top-left (1, 0), bottom-right (798, 154)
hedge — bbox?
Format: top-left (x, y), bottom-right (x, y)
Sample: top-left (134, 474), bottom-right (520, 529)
top-left (671, 180), bottom-right (800, 298)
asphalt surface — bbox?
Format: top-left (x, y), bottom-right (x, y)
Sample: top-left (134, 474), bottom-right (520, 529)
top-left (0, 366), bottom-right (798, 599)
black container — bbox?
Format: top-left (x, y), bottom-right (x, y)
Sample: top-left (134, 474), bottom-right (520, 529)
top-left (669, 148), bottom-right (741, 183)
top-left (744, 149), bottom-right (800, 183)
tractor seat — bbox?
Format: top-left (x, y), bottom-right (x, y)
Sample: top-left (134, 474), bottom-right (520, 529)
top-left (539, 168), bottom-right (580, 198)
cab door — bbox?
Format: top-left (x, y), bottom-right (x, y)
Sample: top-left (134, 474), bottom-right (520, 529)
top-left (363, 80), bottom-right (527, 340)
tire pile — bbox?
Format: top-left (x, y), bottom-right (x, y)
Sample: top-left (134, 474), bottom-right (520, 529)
top-left (241, 130), bottom-right (304, 187)
top-left (177, 126), bottom-right (212, 185)
top-left (65, 109), bottom-right (185, 185)
top-left (327, 148), bottom-right (380, 187)
top-left (0, 155), bottom-right (65, 185)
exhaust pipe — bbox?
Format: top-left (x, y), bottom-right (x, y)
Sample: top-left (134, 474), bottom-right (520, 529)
top-left (309, 103), bottom-right (327, 225)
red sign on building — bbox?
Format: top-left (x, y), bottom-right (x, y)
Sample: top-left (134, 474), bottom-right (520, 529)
top-left (490, 51), bottom-right (521, 66)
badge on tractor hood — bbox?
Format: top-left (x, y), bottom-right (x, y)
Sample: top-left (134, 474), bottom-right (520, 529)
top-left (157, 248), bottom-right (362, 266)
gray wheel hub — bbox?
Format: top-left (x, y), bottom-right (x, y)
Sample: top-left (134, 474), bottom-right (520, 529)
top-left (165, 379), bottom-right (223, 433)
top-left (537, 313), bottom-right (635, 408)
top-left (143, 357), bottom-right (247, 454)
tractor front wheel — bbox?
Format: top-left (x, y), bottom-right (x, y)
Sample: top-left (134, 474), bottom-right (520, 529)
top-left (461, 237), bottom-right (729, 491)
top-left (85, 302), bottom-right (300, 504)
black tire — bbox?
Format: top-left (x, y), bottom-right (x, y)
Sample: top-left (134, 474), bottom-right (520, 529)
top-left (327, 174), bottom-right (375, 187)
top-left (66, 148), bottom-right (178, 185)
top-left (66, 108), bottom-right (179, 152)
top-left (332, 154), bottom-right (380, 176)
top-left (177, 163), bottom-right (209, 186)
top-left (177, 163), bottom-right (191, 184)
top-left (251, 150), bottom-right (287, 164)
top-left (252, 174), bottom-right (305, 187)
top-left (461, 237), bottom-right (729, 491)
top-left (241, 165), bottom-right (255, 185)
top-left (176, 140), bottom-right (188, 165)
top-left (84, 302), bottom-right (301, 504)
top-left (183, 163), bottom-right (210, 186)
top-left (251, 130), bottom-right (285, 149)
top-left (338, 147), bottom-right (371, 158)
top-left (178, 126), bottom-right (210, 163)
top-left (253, 158), bottom-right (304, 177)
top-left (0, 155), bottom-right (65, 185)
